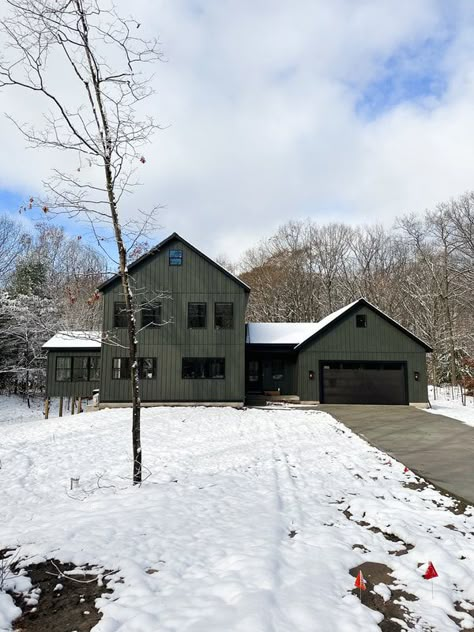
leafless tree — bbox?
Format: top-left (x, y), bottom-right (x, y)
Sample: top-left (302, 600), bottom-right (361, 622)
top-left (0, 0), bottom-right (163, 483)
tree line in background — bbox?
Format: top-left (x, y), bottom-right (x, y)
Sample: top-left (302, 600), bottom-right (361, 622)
top-left (236, 191), bottom-right (474, 392)
top-left (1, 190), bottom-right (474, 401)
top-left (0, 216), bottom-right (105, 402)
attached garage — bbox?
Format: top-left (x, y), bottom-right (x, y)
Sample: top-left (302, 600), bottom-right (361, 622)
top-left (320, 361), bottom-right (408, 405)
top-left (295, 299), bottom-right (431, 406)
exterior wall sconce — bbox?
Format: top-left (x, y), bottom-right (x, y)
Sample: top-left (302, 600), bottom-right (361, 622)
top-left (414, 371), bottom-right (420, 381)
top-left (309, 370), bottom-right (315, 380)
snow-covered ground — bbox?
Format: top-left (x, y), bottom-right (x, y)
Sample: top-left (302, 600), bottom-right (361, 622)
top-left (427, 385), bottom-right (474, 428)
top-left (1, 400), bottom-right (474, 631)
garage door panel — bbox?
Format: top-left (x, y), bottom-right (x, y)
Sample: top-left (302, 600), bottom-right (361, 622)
top-left (321, 362), bottom-right (407, 405)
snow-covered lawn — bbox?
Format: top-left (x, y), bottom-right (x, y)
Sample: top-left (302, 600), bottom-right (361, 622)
top-left (427, 385), bottom-right (474, 428)
top-left (1, 403), bottom-right (474, 631)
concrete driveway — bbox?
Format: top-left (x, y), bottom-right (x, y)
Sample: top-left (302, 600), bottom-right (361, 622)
top-left (319, 404), bottom-right (474, 506)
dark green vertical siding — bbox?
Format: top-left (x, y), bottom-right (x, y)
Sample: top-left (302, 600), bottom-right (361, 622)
top-left (46, 350), bottom-right (101, 398)
top-left (99, 238), bottom-right (248, 403)
top-left (297, 307), bottom-right (429, 403)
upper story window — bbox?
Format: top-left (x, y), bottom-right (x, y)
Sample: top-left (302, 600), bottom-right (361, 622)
top-left (169, 249), bottom-right (183, 266)
top-left (113, 302), bottom-right (128, 328)
top-left (141, 303), bottom-right (162, 329)
top-left (215, 302), bottom-right (233, 329)
top-left (356, 314), bottom-right (367, 328)
top-left (188, 302), bottom-right (207, 328)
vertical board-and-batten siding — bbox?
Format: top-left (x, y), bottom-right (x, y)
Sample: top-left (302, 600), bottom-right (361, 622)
top-left (100, 238), bottom-right (248, 403)
top-left (46, 350), bottom-right (101, 398)
top-left (297, 306), bottom-right (429, 403)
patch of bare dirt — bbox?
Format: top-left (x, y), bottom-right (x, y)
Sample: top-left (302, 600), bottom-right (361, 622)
top-left (349, 562), bottom-right (418, 632)
top-left (3, 553), bottom-right (114, 632)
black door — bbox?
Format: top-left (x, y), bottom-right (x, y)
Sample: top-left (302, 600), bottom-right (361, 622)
top-left (247, 360), bottom-right (262, 392)
top-left (321, 362), bottom-right (407, 405)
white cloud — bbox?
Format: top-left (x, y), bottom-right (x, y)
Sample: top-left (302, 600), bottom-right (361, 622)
top-left (1, 0), bottom-right (474, 260)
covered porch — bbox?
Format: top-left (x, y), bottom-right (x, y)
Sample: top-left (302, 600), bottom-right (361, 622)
top-left (245, 344), bottom-right (299, 405)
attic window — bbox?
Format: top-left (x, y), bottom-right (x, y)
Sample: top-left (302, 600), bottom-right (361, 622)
top-left (356, 314), bottom-right (367, 328)
top-left (169, 249), bottom-right (183, 266)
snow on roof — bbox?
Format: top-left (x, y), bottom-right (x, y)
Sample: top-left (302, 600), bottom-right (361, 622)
top-left (246, 301), bottom-right (359, 346)
top-left (42, 331), bottom-right (102, 349)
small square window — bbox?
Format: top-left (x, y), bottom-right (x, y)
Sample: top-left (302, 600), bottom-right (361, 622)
top-left (112, 357), bottom-right (130, 379)
top-left (139, 358), bottom-right (156, 379)
top-left (169, 249), bottom-right (183, 266)
top-left (356, 314), bottom-right (367, 328)
top-left (56, 357), bottom-right (72, 382)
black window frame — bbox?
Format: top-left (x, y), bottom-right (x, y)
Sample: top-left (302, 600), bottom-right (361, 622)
top-left (56, 356), bottom-right (72, 382)
top-left (356, 314), bottom-right (367, 328)
top-left (139, 358), bottom-right (157, 380)
top-left (169, 249), bottom-right (183, 266)
top-left (141, 303), bottom-right (162, 329)
top-left (72, 356), bottom-right (89, 382)
top-left (89, 356), bottom-right (101, 382)
top-left (112, 357), bottom-right (130, 380)
top-left (215, 302), bottom-right (234, 330)
top-left (182, 357), bottom-right (225, 379)
top-left (113, 302), bottom-right (128, 328)
top-left (188, 302), bottom-right (207, 329)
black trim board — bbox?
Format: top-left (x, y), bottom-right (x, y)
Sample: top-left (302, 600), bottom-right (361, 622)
top-left (296, 298), bottom-right (432, 352)
top-left (97, 232), bottom-right (251, 293)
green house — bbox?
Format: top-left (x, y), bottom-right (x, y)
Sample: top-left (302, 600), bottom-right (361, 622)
top-left (43, 233), bottom-right (432, 407)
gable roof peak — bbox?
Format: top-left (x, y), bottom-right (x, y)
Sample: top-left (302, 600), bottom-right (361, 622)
top-left (97, 231), bottom-right (250, 292)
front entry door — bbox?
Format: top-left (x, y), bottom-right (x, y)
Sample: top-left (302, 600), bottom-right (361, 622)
top-left (247, 360), bottom-right (262, 392)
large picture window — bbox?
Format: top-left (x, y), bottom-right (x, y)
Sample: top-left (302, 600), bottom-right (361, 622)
top-left (55, 356), bottom-right (100, 382)
top-left (188, 302), bottom-right (207, 328)
top-left (141, 303), bottom-right (162, 329)
top-left (56, 357), bottom-right (72, 382)
top-left (113, 302), bottom-right (128, 328)
top-left (215, 302), bottom-right (233, 329)
top-left (182, 357), bottom-right (225, 379)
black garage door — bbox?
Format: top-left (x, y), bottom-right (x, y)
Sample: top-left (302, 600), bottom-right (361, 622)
top-left (321, 361), bottom-right (407, 405)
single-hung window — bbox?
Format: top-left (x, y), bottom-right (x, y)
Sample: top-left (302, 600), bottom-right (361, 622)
top-left (56, 356), bottom-right (72, 382)
top-left (188, 302), bottom-right (207, 328)
top-left (139, 358), bottom-right (156, 380)
top-left (215, 302), bottom-right (233, 329)
top-left (141, 303), bottom-right (162, 329)
top-left (73, 356), bottom-right (89, 381)
top-left (113, 302), bottom-right (128, 328)
top-left (89, 357), bottom-right (100, 381)
top-left (169, 249), bottom-right (183, 266)
top-left (112, 357), bottom-right (130, 379)
top-left (356, 314), bottom-right (367, 328)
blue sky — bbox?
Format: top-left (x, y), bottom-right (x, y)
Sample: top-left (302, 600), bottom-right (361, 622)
top-left (1, 1), bottom-right (474, 260)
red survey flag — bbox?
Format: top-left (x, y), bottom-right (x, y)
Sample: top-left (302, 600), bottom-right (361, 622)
top-left (354, 570), bottom-right (367, 590)
top-left (423, 562), bottom-right (438, 580)
top-left (404, 466), bottom-right (409, 473)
